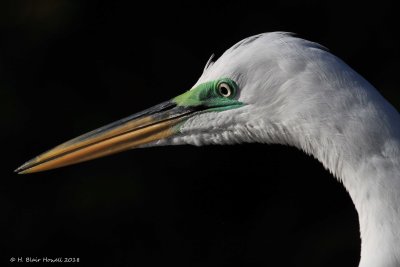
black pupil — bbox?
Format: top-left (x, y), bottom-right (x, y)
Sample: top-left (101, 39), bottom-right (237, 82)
top-left (220, 85), bottom-right (230, 96)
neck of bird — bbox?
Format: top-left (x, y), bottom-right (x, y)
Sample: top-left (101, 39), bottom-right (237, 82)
top-left (265, 90), bottom-right (400, 266)
top-left (306, 122), bottom-right (400, 267)
top-left (253, 82), bottom-right (400, 266)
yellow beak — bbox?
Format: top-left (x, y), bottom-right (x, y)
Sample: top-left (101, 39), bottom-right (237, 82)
top-left (16, 100), bottom-right (197, 174)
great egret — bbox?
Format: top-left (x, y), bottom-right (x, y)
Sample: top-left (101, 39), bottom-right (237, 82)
top-left (16, 32), bottom-right (400, 266)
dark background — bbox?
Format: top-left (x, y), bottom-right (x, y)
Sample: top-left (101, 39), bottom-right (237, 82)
top-left (1, 1), bottom-right (399, 266)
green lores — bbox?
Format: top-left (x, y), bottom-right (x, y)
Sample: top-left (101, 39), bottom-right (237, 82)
top-left (173, 78), bottom-right (244, 112)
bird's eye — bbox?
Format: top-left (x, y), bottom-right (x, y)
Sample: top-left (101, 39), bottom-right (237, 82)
top-left (218, 82), bottom-right (232, 98)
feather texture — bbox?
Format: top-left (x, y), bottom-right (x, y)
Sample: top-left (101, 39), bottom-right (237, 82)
top-left (166, 32), bottom-right (400, 266)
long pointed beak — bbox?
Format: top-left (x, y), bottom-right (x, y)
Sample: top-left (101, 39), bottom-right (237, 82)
top-left (16, 100), bottom-right (198, 174)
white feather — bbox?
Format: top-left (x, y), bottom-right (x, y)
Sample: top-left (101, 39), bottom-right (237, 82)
top-left (169, 32), bottom-right (400, 266)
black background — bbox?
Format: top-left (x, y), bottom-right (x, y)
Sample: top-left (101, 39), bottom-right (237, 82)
top-left (1, 1), bottom-right (399, 266)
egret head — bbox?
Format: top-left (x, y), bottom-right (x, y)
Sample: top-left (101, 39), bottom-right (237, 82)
top-left (16, 32), bottom-right (336, 174)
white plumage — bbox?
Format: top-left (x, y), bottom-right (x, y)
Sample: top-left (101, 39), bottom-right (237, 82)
top-left (168, 33), bottom-right (400, 266)
top-left (18, 32), bottom-right (400, 266)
